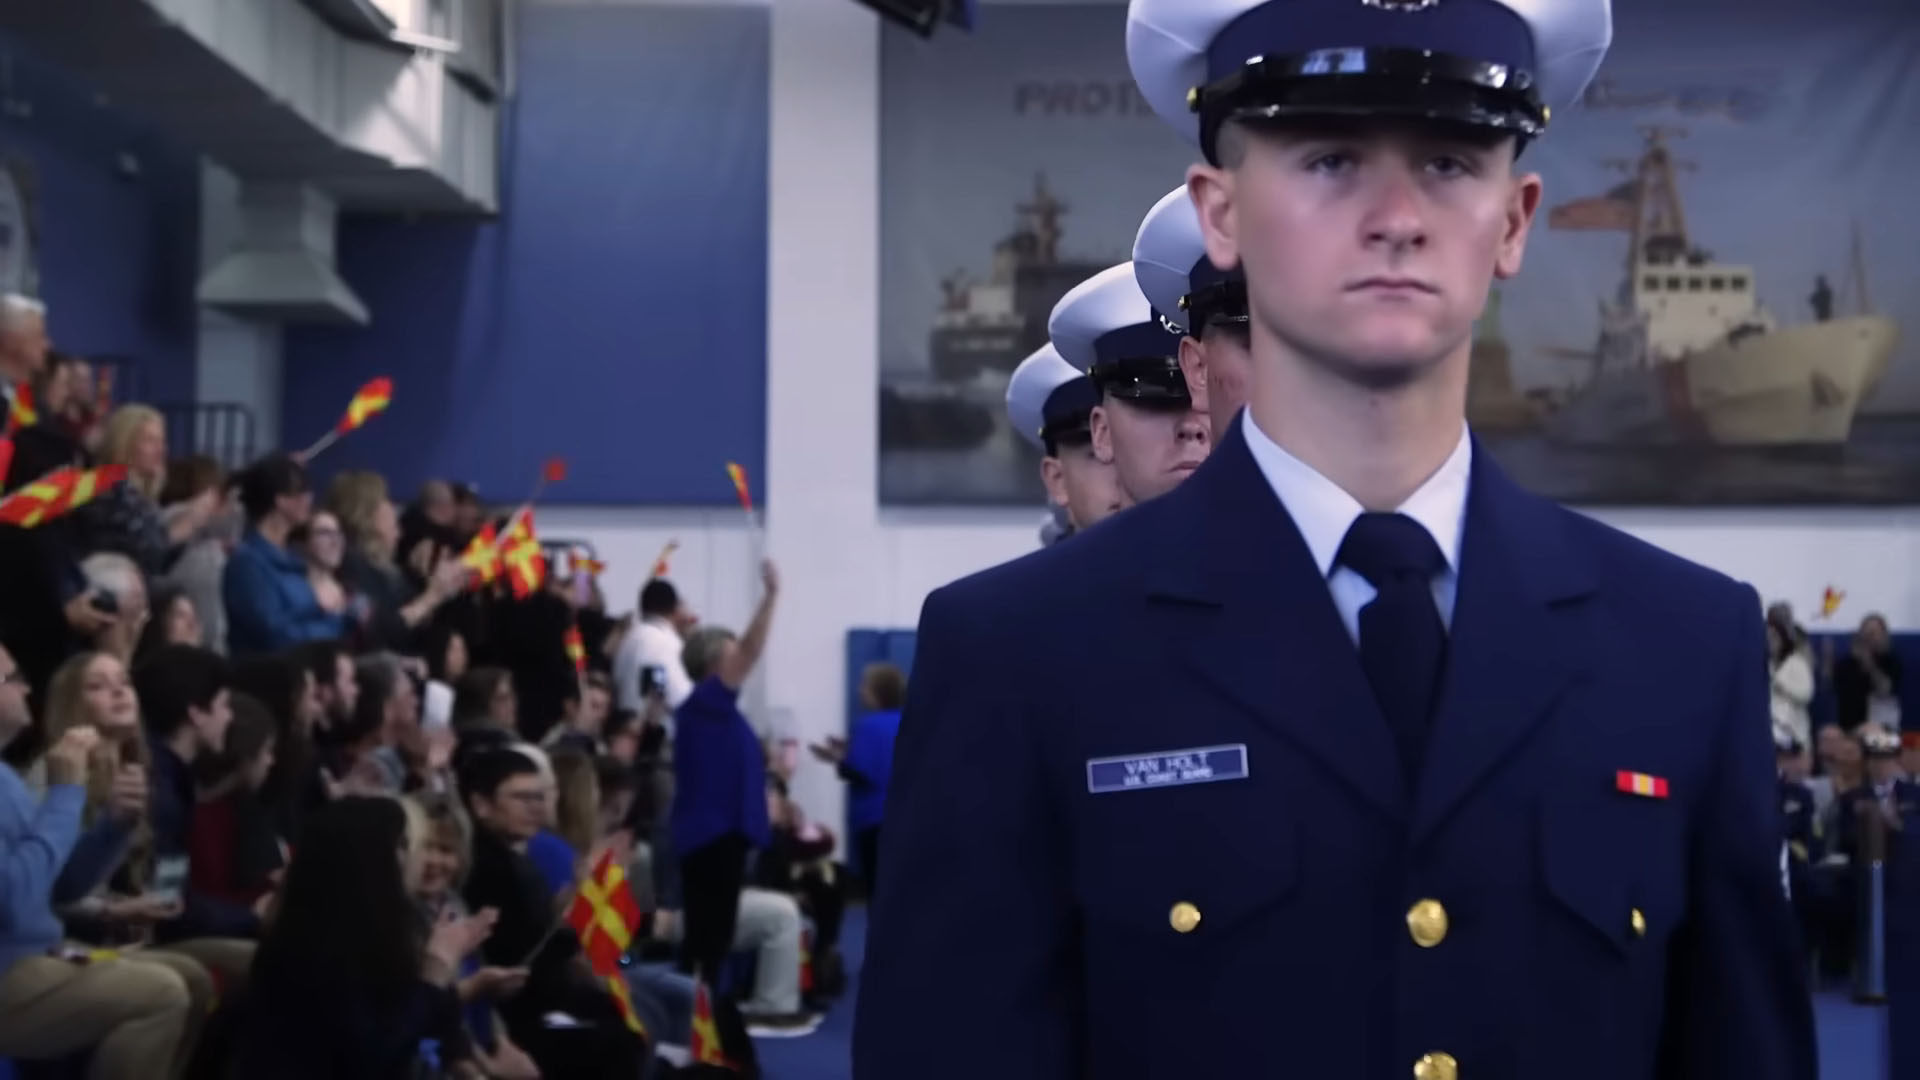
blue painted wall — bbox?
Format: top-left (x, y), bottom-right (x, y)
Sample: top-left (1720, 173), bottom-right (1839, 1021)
top-left (283, 3), bottom-right (770, 506)
top-left (0, 39), bottom-right (201, 406)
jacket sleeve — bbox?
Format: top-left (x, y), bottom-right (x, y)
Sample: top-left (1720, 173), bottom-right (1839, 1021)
top-left (1656, 587), bottom-right (1817, 1079)
top-left (51, 815), bottom-right (133, 903)
top-left (852, 585), bottom-right (1082, 1079)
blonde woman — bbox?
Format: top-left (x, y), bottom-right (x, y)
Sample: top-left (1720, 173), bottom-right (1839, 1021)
top-left (326, 470), bottom-right (465, 652)
top-left (31, 652), bottom-right (219, 1079)
top-left (78, 405), bottom-right (218, 578)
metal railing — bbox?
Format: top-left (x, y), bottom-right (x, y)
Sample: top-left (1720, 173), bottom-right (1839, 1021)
top-left (156, 401), bottom-right (258, 470)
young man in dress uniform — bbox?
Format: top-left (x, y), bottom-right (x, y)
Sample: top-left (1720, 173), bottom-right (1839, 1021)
top-left (855, 0), bottom-right (1816, 1076)
top-left (1134, 185), bottom-right (1253, 434)
top-left (1047, 263), bottom-right (1211, 506)
top-left (1005, 342), bottom-right (1127, 537)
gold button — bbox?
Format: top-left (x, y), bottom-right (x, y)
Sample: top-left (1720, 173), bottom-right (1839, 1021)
top-left (1169, 902), bottom-right (1201, 934)
top-left (1631, 908), bottom-right (1646, 937)
top-left (1413, 1051), bottom-right (1458, 1080)
top-left (1406, 898), bottom-right (1448, 948)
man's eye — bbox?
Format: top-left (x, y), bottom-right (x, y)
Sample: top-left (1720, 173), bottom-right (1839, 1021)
top-left (1306, 153), bottom-right (1354, 174)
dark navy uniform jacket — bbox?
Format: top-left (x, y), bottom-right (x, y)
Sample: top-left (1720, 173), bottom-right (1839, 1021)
top-left (854, 419), bottom-right (1816, 1080)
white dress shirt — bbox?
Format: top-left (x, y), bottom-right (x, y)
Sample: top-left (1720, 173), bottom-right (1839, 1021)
top-left (613, 615), bottom-right (694, 713)
top-left (1241, 412), bottom-right (1472, 643)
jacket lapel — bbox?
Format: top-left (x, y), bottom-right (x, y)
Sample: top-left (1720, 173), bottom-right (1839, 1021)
top-left (1412, 446), bottom-right (1597, 845)
top-left (1145, 418), bottom-right (1407, 824)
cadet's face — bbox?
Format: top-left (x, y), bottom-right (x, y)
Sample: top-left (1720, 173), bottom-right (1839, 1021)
top-left (1190, 121), bottom-right (1539, 387)
top-left (1180, 328), bottom-right (1253, 432)
top-left (1049, 443), bottom-right (1127, 529)
top-left (1090, 399), bottom-right (1211, 504)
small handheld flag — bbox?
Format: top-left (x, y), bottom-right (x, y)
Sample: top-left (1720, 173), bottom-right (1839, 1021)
top-left (6, 382), bottom-right (36, 433)
top-left (725, 462), bottom-right (752, 513)
top-left (1615, 770), bottom-right (1669, 799)
top-left (301, 376), bottom-right (393, 460)
top-left (650, 539), bottom-right (679, 580)
top-left (0, 465), bottom-right (129, 527)
top-left (1818, 587), bottom-right (1845, 620)
top-left (459, 523), bottom-right (503, 588)
top-left (563, 625), bottom-right (587, 674)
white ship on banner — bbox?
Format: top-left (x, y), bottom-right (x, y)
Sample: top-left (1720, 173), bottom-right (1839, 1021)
top-left (1543, 126), bottom-right (1898, 447)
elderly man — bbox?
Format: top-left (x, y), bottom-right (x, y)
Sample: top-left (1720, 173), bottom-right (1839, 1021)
top-left (0, 294), bottom-right (48, 428)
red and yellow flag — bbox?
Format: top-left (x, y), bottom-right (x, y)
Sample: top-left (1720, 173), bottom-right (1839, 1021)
top-left (0, 437), bottom-right (13, 489)
top-left (650, 539), bottom-right (679, 580)
top-left (1819, 586), bottom-right (1845, 619)
top-left (576, 556), bottom-right (606, 578)
top-left (0, 465), bottom-right (127, 528)
top-left (724, 462), bottom-right (752, 512)
top-left (459, 523), bottom-right (502, 586)
top-left (563, 625), bottom-right (587, 674)
top-left (334, 376), bottom-right (393, 434)
top-left (690, 979), bottom-right (734, 1067)
top-left (501, 514), bottom-right (546, 599)
top-left (6, 382), bottom-right (36, 433)
top-left (563, 847), bottom-right (642, 975)
top-left (605, 973), bottom-right (649, 1038)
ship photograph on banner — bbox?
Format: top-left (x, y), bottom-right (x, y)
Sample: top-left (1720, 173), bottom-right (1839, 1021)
top-left (875, 0), bottom-right (1918, 507)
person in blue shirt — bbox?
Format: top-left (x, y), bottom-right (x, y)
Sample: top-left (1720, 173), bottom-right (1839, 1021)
top-left (670, 560), bottom-right (783, 995)
top-left (811, 661), bottom-right (905, 891)
top-left (0, 643), bottom-right (194, 1077)
top-left (223, 453), bottom-right (348, 656)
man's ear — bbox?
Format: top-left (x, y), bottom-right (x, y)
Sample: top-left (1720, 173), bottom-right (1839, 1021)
top-left (1038, 456), bottom-right (1070, 510)
top-left (1187, 164), bottom-right (1240, 275)
top-left (1089, 405), bottom-right (1116, 465)
top-left (1177, 335), bottom-right (1210, 411)
top-left (1494, 172), bottom-right (1544, 280)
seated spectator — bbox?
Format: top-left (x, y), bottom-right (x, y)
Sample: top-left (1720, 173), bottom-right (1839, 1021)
top-left (233, 796), bottom-right (489, 1080)
top-left (19, 650), bottom-right (224, 1077)
top-left (358, 653), bottom-right (449, 795)
top-left (78, 551), bottom-right (150, 667)
top-left (409, 791), bottom-right (542, 1080)
top-left (290, 508), bottom-right (355, 632)
top-left (328, 470), bottom-right (467, 654)
top-left (0, 642), bottom-right (194, 1079)
top-left (1826, 612), bottom-right (1903, 733)
top-left (458, 748), bottom-right (653, 1079)
top-left (758, 775), bottom-right (850, 998)
top-left (78, 405), bottom-right (216, 581)
top-left (156, 454), bottom-right (235, 654)
top-left (132, 645), bottom-right (261, 948)
top-left (188, 692), bottom-right (285, 908)
top-left (136, 584), bottom-right (205, 667)
top-left (543, 670), bottom-right (614, 756)
top-left (223, 453), bottom-right (348, 655)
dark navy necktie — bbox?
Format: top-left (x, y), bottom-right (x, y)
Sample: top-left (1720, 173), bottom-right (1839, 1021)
top-left (1337, 512), bottom-right (1448, 786)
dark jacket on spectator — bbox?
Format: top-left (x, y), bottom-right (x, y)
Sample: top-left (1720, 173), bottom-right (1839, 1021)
top-left (338, 548), bottom-right (419, 655)
top-left (147, 737), bottom-right (261, 942)
top-left (229, 975), bottom-right (469, 1080)
top-left (224, 528), bottom-right (348, 655)
top-left (0, 423), bottom-right (90, 731)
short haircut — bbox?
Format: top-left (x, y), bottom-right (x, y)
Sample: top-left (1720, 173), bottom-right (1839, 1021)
top-left (861, 662), bottom-right (908, 711)
top-left (639, 579), bottom-right (680, 619)
top-left (0, 293), bottom-right (45, 332)
top-left (681, 626), bottom-right (736, 684)
top-left (236, 452), bottom-right (308, 523)
top-left (457, 747), bottom-right (540, 806)
top-left (135, 645), bottom-right (231, 739)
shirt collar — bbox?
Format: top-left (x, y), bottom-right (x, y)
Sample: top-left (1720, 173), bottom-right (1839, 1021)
top-left (1241, 411), bottom-right (1472, 578)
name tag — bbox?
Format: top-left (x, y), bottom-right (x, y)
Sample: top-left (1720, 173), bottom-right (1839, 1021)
top-left (1086, 744), bottom-right (1248, 794)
